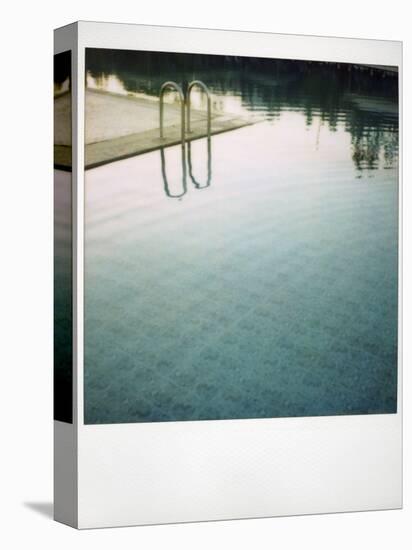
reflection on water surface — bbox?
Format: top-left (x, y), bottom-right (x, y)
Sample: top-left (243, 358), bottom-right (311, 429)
top-left (86, 50), bottom-right (398, 175)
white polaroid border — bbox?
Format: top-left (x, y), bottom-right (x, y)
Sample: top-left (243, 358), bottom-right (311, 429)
top-left (56, 21), bottom-right (402, 529)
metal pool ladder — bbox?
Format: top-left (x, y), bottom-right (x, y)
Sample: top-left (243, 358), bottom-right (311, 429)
top-left (159, 81), bottom-right (186, 144)
top-left (159, 79), bottom-right (211, 141)
top-left (186, 80), bottom-right (211, 137)
top-left (159, 80), bottom-right (212, 197)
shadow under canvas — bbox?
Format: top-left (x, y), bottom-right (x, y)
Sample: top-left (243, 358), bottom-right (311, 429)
top-left (23, 501), bottom-right (53, 519)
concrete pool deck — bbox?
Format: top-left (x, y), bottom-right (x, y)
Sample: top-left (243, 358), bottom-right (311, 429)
top-left (54, 89), bottom-right (262, 170)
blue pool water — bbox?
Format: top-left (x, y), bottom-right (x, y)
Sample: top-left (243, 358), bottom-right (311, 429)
top-left (84, 60), bottom-right (398, 424)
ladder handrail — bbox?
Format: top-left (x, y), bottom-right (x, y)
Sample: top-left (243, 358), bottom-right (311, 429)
top-left (159, 81), bottom-right (185, 144)
top-left (187, 137), bottom-right (212, 189)
top-left (160, 145), bottom-right (187, 199)
top-left (186, 80), bottom-right (211, 136)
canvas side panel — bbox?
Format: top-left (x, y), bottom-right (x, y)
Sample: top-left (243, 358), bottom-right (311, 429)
top-left (54, 49), bottom-right (73, 422)
top-left (54, 23), bottom-right (79, 529)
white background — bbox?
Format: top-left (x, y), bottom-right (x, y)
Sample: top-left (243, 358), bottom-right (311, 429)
top-left (0, 0), bottom-right (410, 548)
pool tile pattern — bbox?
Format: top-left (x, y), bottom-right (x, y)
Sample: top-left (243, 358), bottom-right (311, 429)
top-left (84, 116), bottom-right (398, 424)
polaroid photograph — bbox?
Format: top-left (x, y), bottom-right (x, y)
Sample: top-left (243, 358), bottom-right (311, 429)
top-left (53, 22), bottom-right (402, 529)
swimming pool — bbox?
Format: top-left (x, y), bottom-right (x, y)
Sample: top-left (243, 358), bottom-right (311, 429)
top-left (84, 56), bottom-right (398, 424)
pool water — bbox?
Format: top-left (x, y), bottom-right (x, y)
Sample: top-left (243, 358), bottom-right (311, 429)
top-left (84, 59), bottom-right (398, 424)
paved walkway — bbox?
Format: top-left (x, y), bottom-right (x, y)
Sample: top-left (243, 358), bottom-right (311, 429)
top-left (54, 89), bottom-right (261, 170)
